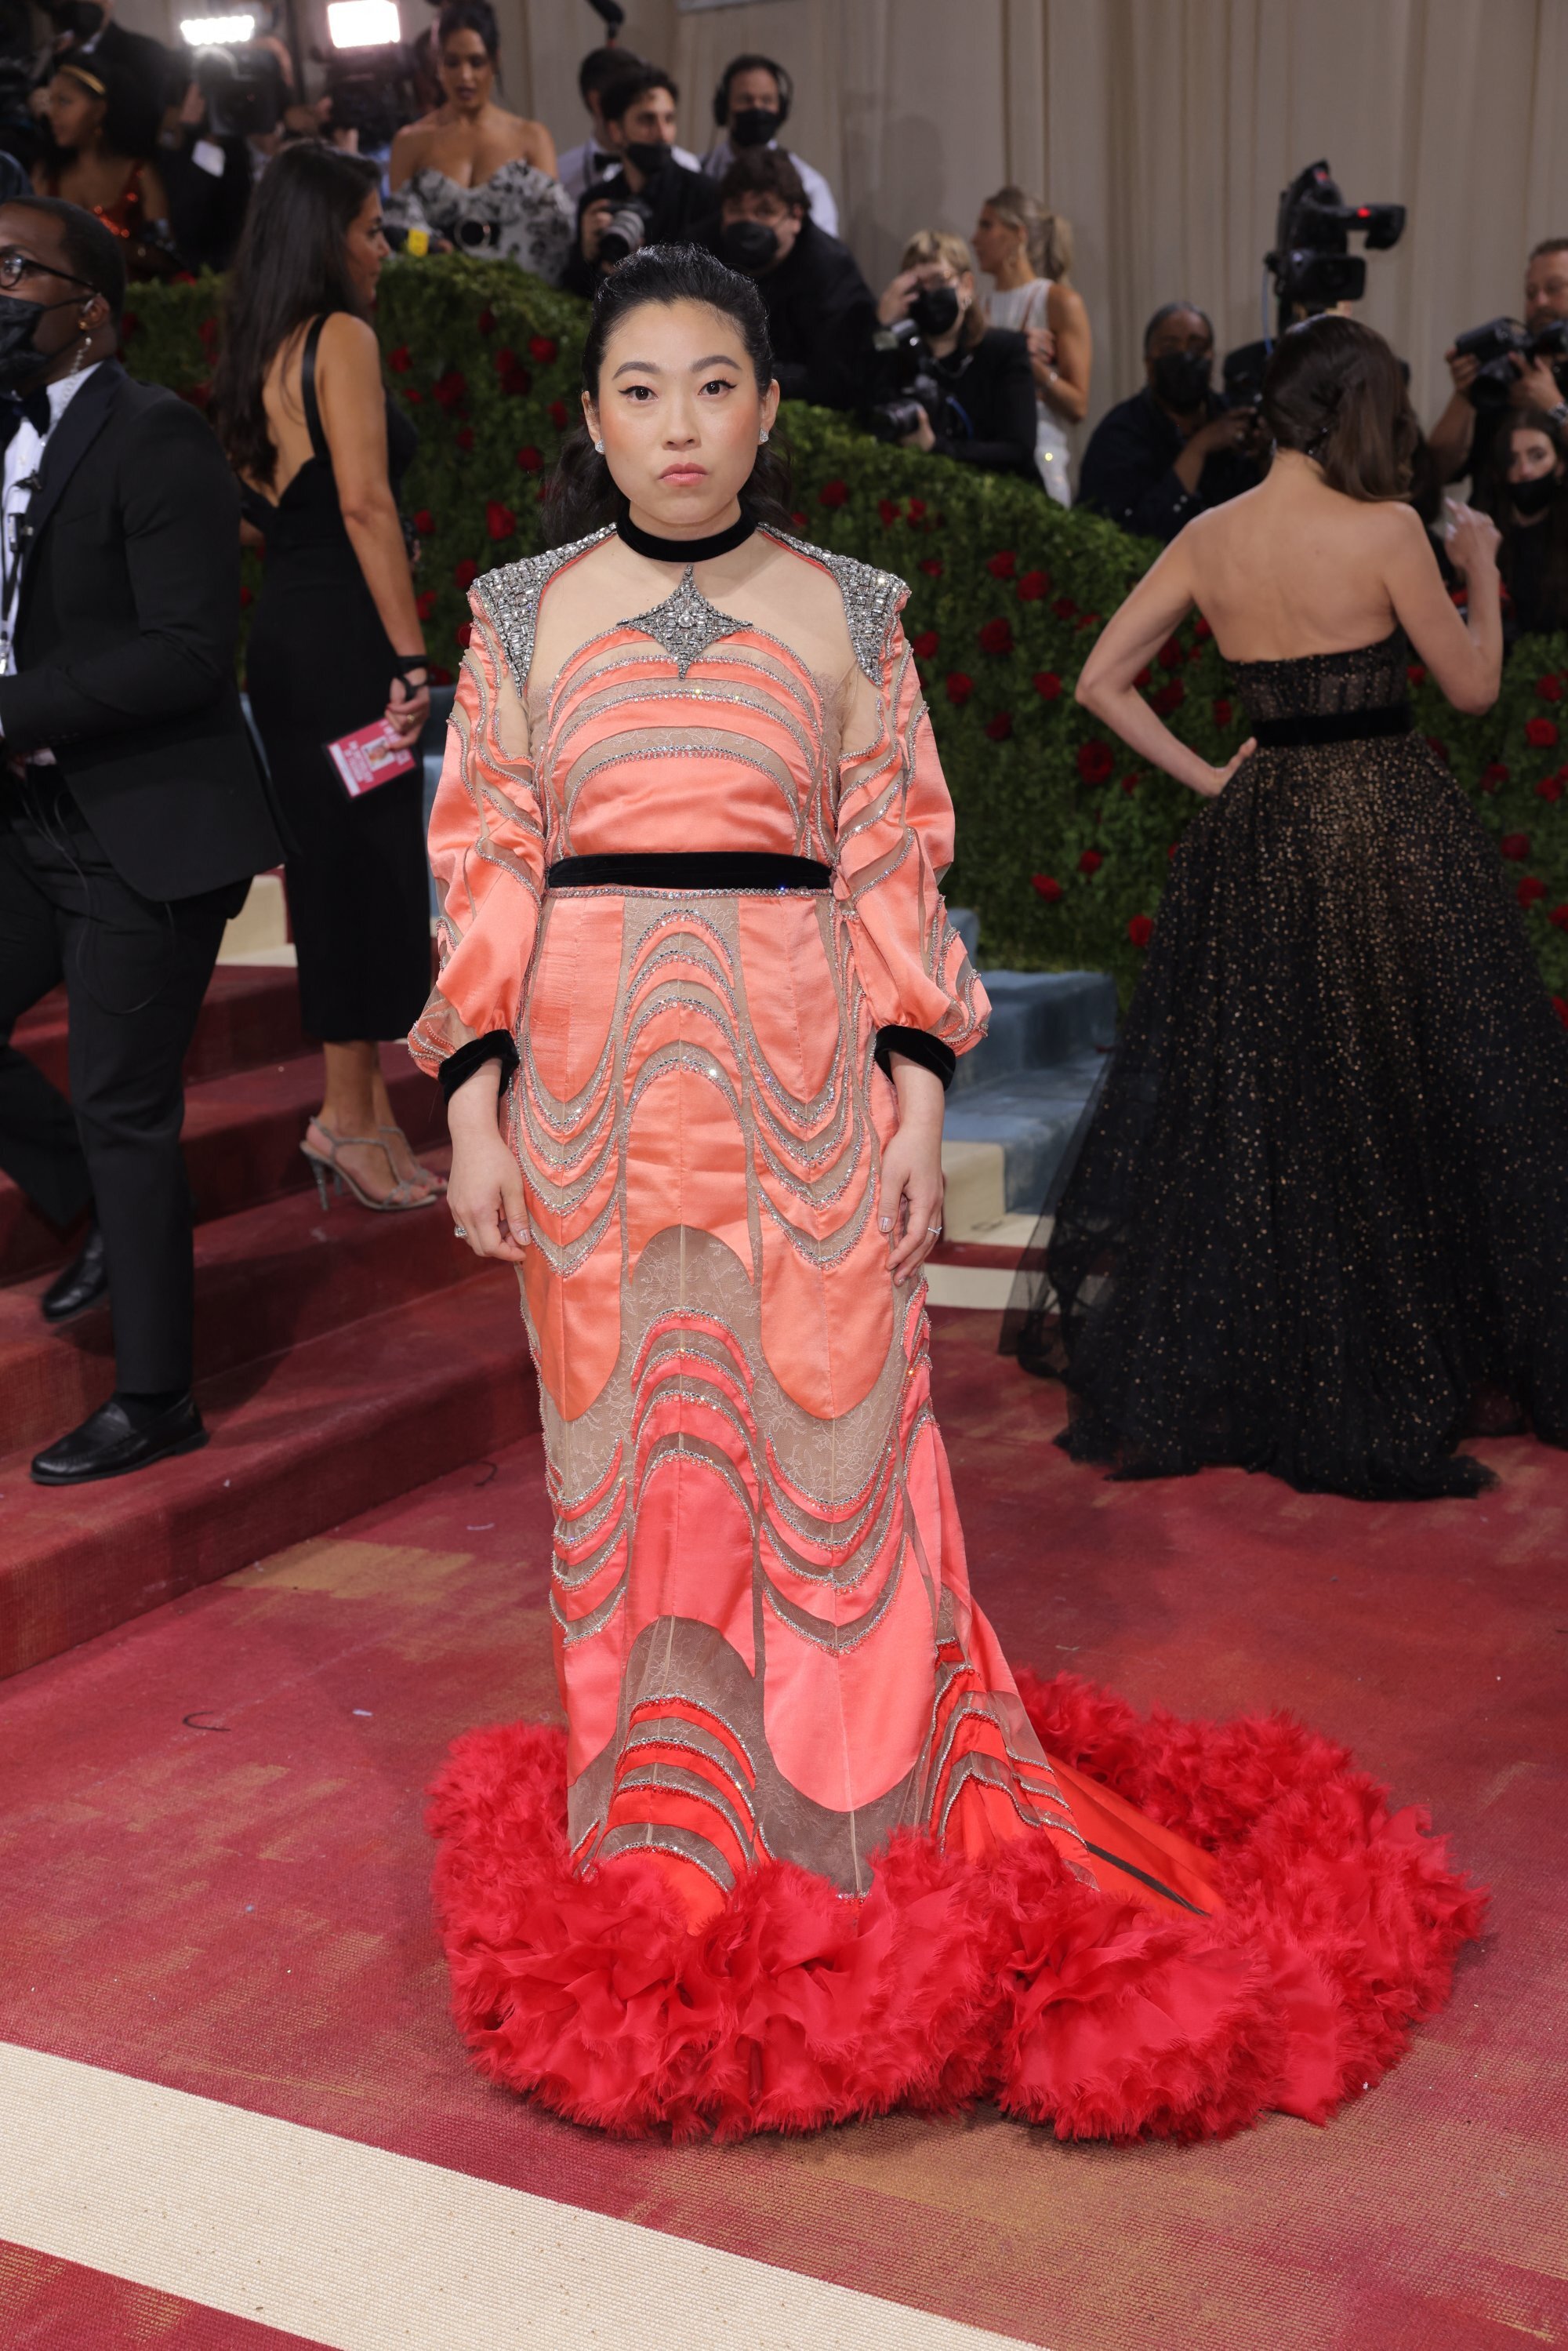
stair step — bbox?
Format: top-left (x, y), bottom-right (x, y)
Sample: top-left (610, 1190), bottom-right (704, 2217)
top-left (14, 962), bottom-right (305, 1096)
top-left (945, 1051), bottom-right (1105, 1212)
top-left (953, 968), bottom-right (1116, 1094)
top-left (0, 1157), bottom-right (466, 1455)
top-left (0, 1044), bottom-right (447, 1285)
top-left (0, 1270), bottom-right (538, 1681)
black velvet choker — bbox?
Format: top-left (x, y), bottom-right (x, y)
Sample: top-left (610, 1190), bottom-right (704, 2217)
top-left (615, 502), bottom-right (756, 562)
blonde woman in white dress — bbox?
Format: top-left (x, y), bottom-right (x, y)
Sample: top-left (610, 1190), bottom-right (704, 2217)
top-left (974, 187), bottom-right (1091, 505)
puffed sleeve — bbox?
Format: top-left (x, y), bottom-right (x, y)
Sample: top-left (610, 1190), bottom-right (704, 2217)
top-left (408, 598), bottom-right (544, 1096)
top-left (835, 614), bottom-right (990, 1085)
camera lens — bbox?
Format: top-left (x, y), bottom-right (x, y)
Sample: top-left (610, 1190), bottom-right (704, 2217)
top-left (456, 217), bottom-right (495, 251)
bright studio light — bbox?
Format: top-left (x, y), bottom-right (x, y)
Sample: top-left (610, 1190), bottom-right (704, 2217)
top-left (327, 0), bottom-right (399, 47)
top-left (180, 12), bottom-right (254, 42)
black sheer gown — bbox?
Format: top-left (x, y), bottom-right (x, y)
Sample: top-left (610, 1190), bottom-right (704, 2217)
top-left (1007, 627), bottom-right (1568, 1499)
top-left (243, 314), bottom-right (430, 1043)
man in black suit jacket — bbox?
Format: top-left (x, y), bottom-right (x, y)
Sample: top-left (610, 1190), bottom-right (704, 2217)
top-left (0, 195), bottom-right (281, 1484)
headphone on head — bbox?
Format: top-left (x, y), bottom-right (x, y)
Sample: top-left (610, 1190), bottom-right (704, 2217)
top-left (712, 54), bottom-right (793, 129)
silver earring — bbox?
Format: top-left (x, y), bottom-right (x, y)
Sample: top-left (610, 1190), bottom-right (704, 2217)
top-left (758, 429), bottom-right (770, 444)
top-left (593, 438), bottom-right (604, 454)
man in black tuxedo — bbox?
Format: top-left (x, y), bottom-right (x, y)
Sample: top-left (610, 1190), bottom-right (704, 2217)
top-left (0, 195), bottom-right (280, 1484)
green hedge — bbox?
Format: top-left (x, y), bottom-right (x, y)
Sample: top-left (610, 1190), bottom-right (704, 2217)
top-left (124, 256), bottom-right (1568, 1003)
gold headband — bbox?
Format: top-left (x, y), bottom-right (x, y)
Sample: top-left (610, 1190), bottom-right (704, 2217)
top-left (56, 61), bottom-right (107, 96)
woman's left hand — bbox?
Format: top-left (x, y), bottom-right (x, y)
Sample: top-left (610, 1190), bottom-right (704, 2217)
top-left (879, 1057), bottom-right (946, 1282)
top-left (385, 673), bottom-right (430, 746)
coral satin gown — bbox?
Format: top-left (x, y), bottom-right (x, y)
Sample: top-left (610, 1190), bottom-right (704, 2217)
top-left (410, 524), bottom-right (1479, 2142)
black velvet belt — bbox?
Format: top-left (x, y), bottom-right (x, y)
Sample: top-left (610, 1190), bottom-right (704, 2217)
top-left (1251, 703), bottom-right (1412, 748)
top-left (546, 853), bottom-right (833, 891)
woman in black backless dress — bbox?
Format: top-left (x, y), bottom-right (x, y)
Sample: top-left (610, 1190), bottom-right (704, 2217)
top-left (212, 144), bottom-right (439, 1211)
top-left (1009, 316), bottom-right (1568, 1499)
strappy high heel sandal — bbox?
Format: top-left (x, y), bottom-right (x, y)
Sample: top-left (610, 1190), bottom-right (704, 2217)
top-left (299, 1119), bottom-right (441, 1213)
top-left (377, 1122), bottom-right (447, 1197)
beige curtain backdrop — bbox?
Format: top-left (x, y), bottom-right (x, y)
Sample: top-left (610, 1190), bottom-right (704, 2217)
top-left (482, 0), bottom-right (1568, 449)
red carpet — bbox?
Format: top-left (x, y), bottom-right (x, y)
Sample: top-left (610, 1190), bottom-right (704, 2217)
top-left (0, 1306), bottom-right (1563, 2348)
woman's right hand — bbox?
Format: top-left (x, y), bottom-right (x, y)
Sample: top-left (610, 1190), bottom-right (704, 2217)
top-left (385, 672), bottom-right (430, 746)
top-left (1443, 500), bottom-right (1501, 581)
top-left (446, 1081), bottom-right (530, 1263)
top-left (1190, 736), bottom-right (1258, 798)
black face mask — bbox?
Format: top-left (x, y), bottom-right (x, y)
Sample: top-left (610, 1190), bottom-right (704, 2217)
top-left (728, 107), bottom-right (780, 151)
top-left (718, 218), bottom-right (779, 276)
top-left (1152, 350), bottom-right (1212, 411)
top-left (0, 291), bottom-right (80, 398)
top-left (909, 284), bottom-right (960, 339)
top-left (1511, 471), bottom-right (1559, 516)
top-left (624, 140), bottom-right (671, 180)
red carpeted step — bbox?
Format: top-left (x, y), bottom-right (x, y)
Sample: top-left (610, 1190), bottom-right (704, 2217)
top-left (0, 1154), bottom-right (466, 1455)
top-left (0, 1045), bottom-right (447, 1285)
top-left (0, 1270), bottom-right (538, 1681)
top-left (13, 965), bottom-right (307, 1096)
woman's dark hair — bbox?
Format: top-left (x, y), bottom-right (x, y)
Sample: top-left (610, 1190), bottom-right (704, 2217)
top-left (436, 0), bottom-right (499, 64)
top-left (1261, 314), bottom-right (1417, 502)
top-left (46, 48), bottom-right (160, 164)
top-left (543, 243), bottom-right (793, 547)
top-left (210, 143), bottom-right (381, 489)
top-left (1479, 408), bottom-right (1568, 631)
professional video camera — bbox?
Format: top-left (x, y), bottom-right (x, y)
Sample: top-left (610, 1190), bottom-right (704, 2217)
top-left (193, 42), bottom-right (285, 138)
top-left (1265, 161), bottom-right (1404, 324)
top-left (1449, 314), bottom-right (1568, 409)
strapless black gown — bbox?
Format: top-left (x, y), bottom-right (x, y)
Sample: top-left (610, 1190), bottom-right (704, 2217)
top-left (243, 325), bottom-right (430, 1044)
top-left (1008, 629), bottom-right (1568, 1499)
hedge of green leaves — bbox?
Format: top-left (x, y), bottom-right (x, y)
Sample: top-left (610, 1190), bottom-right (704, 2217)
top-left (124, 254), bottom-right (1568, 1002)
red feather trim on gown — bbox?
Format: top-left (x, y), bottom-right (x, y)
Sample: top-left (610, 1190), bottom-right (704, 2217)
top-left (427, 1671), bottom-right (1484, 2145)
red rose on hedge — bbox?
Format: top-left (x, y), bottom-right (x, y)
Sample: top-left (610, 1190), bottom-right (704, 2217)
top-left (1213, 697), bottom-right (1233, 728)
top-left (1052, 595), bottom-right (1078, 620)
top-left (1407, 663), bottom-right (1427, 687)
top-left (1031, 874), bottom-right (1062, 903)
top-left (911, 629), bottom-right (938, 659)
top-left (1425, 736), bottom-right (1448, 763)
top-left (516, 446), bottom-right (543, 473)
top-left (387, 344), bottom-right (412, 372)
top-left (1537, 674), bottom-right (1563, 701)
top-left (1033, 670), bottom-right (1062, 700)
top-left (818, 478), bottom-right (848, 507)
top-left (1150, 679), bottom-right (1185, 715)
top-left (983, 711), bottom-right (1014, 741)
top-left (476, 307), bottom-right (495, 336)
top-left (1526, 716), bottom-right (1559, 747)
top-left (906, 497), bottom-right (927, 521)
top-left (978, 616), bottom-right (1014, 656)
top-left (945, 672), bottom-right (974, 705)
top-left (1167, 841), bottom-right (1181, 859)
top-left (456, 426), bottom-right (474, 452)
top-left (1537, 773), bottom-right (1563, 802)
top-left (528, 334), bottom-right (558, 365)
top-left (1519, 875), bottom-right (1548, 906)
top-left (1120, 773), bottom-right (1139, 796)
top-left (548, 399), bottom-right (568, 429)
top-left (432, 369), bottom-right (467, 411)
top-left (413, 508), bottom-right (434, 536)
top-left (1076, 739), bottom-right (1113, 783)
top-left (416, 590), bottom-right (436, 620)
top-left (1134, 664), bottom-right (1152, 689)
top-left (877, 498), bottom-right (899, 528)
top-left (486, 501), bottom-right (516, 540)
top-left (1552, 906), bottom-right (1568, 931)
top-left (1481, 761), bottom-right (1508, 792)
top-left (1078, 848), bottom-right (1103, 875)
top-left (1016, 569), bottom-right (1049, 601)
top-left (1158, 636), bottom-right (1185, 669)
top-left (919, 557), bottom-right (943, 577)
top-left (1501, 833), bottom-right (1530, 860)
top-left (1192, 614), bottom-right (1213, 640)
top-left (454, 557), bottom-right (478, 589)
top-left (985, 551), bottom-right (1017, 579)
top-left (1127, 914), bottom-right (1154, 948)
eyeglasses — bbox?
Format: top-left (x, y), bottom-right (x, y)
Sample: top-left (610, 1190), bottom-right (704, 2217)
top-left (0, 249), bottom-right (96, 295)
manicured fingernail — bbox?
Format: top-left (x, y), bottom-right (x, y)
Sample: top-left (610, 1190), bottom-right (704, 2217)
top-left (878, 1217), bottom-right (891, 1232)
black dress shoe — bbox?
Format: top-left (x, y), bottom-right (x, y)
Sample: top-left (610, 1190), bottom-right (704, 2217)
top-left (40, 1224), bottom-right (107, 1324)
top-left (31, 1394), bottom-right (209, 1486)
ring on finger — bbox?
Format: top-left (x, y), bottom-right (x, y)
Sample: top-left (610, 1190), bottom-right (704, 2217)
top-left (452, 1223), bottom-right (467, 1237)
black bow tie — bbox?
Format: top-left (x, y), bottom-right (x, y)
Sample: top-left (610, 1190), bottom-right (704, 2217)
top-left (0, 387), bottom-right (52, 451)
top-left (590, 151), bottom-right (618, 173)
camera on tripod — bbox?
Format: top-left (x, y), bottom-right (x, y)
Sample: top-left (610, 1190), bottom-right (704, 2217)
top-left (1449, 315), bottom-right (1568, 409)
top-left (1265, 161), bottom-right (1404, 320)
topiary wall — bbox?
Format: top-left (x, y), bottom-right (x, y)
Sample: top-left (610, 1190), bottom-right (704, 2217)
top-left (123, 256), bottom-right (1568, 1005)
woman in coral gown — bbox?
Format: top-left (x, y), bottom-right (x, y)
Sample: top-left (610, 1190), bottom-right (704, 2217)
top-left (409, 252), bottom-right (1480, 2142)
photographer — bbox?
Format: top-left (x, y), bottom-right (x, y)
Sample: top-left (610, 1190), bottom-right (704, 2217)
top-left (713, 147), bottom-right (873, 412)
top-left (557, 45), bottom-right (701, 206)
top-left (1079, 301), bottom-right (1260, 542)
top-left (1429, 238), bottom-right (1568, 488)
top-left (562, 63), bottom-right (715, 297)
top-left (158, 65), bottom-right (254, 274)
top-left (700, 53), bottom-right (837, 236)
top-left (1479, 411), bottom-right (1568, 640)
top-left (872, 230), bottom-right (1036, 480)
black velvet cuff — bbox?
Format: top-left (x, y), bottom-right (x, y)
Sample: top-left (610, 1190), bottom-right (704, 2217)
top-left (438, 1030), bottom-right (520, 1103)
top-left (874, 1025), bottom-right (956, 1090)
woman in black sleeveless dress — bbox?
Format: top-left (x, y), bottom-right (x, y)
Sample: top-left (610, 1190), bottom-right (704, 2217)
top-left (1009, 316), bottom-right (1568, 1499)
top-left (212, 144), bottom-right (439, 1212)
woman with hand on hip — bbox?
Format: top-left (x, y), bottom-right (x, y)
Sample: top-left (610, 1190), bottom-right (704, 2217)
top-left (212, 143), bottom-right (440, 1213)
